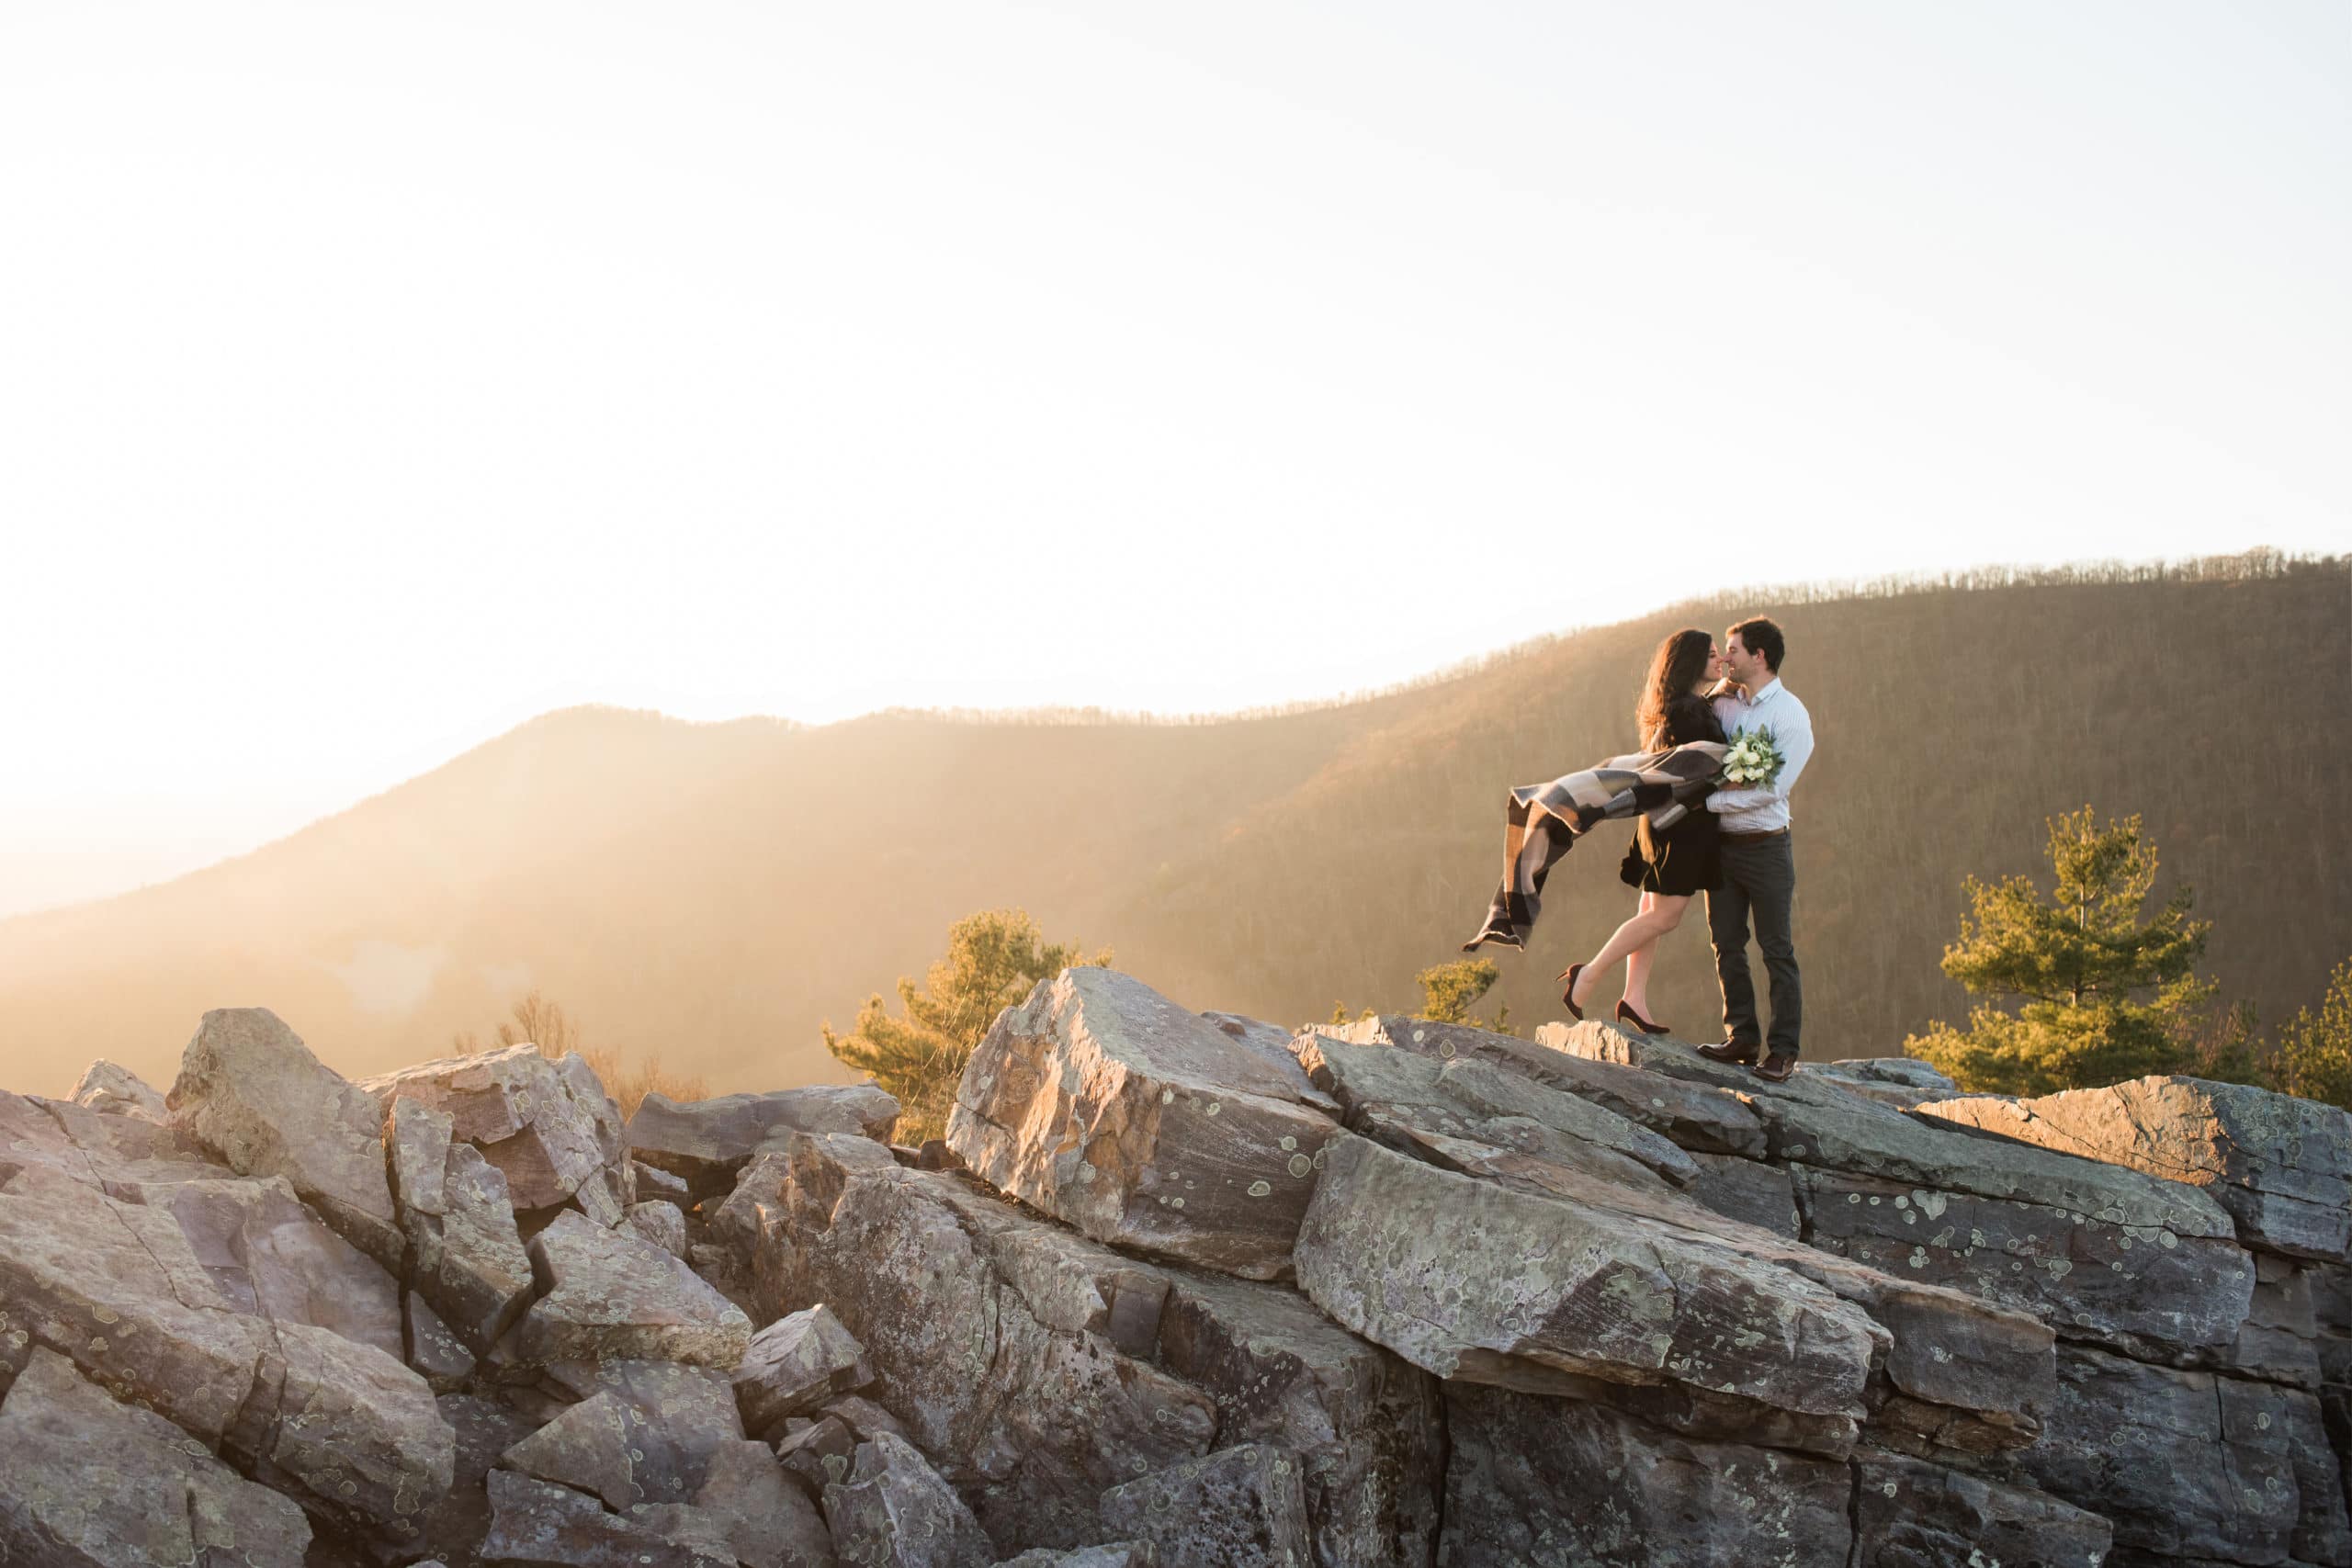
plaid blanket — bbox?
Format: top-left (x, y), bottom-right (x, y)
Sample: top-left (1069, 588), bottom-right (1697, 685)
top-left (1461, 740), bottom-right (1729, 952)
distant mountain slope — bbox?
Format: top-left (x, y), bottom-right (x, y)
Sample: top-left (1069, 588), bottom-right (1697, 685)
top-left (3, 558), bottom-right (2343, 1097)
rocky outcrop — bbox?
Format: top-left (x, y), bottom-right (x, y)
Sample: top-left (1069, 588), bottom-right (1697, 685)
top-left (514, 1211), bottom-right (752, 1368)
top-left (732, 1303), bottom-right (875, 1438)
top-left (70, 1059), bottom-right (168, 1121)
top-left (0, 1346), bottom-right (312, 1567)
top-left (1097, 1444), bottom-right (1313, 1568)
top-left (945, 968), bottom-right (1341, 1280)
top-left (628, 1085), bottom-right (899, 1200)
top-left (15, 968), bottom-right (2352, 1568)
top-left (1925, 1076), bottom-right (2352, 1262)
top-left (751, 1127), bottom-right (1438, 1564)
top-left (362, 1043), bottom-right (630, 1218)
top-left (821, 1432), bottom-right (995, 1568)
top-left (391, 1098), bottom-right (537, 1354)
top-left (166, 1007), bottom-right (405, 1267)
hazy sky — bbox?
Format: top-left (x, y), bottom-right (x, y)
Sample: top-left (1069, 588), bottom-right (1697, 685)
top-left (3, 1), bottom-right (2346, 917)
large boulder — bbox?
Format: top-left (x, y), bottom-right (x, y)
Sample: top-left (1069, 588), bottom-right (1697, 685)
top-left (1292, 1027), bottom-right (1698, 1193)
top-left (164, 1008), bottom-right (404, 1267)
top-left (945, 968), bottom-right (1341, 1280)
top-left (1924, 1076), bottom-right (2352, 1261)
top-left (628, 1085), bottom-right (899, 1200)
top-left (1097, 1445), bottom-right (1313, 1568)
top-left (0, 1346), bottom-right (311, 1567)
top-left (480, 1471), bottom-right (731, 1567)
top-left (822, 1432), bottom-right (995, 1568)
top-left (733, 1303), bottom-right (876, 1439)
top-left (499, 1375), bottom-right (745, 1512)
top-left (690, 1438), bottom-right (835, 1568)
top-left (1294, 1134), bottom-right (1885, 1429)
top-left (514, 1211), bottom-right (753, 1369)
top-left (1850, 1450), bottom-right (2111, 1568)
top-left (1347, 1015), bottom-right (1768, 1157)
top-left (1156, 1269), bottom-right (1443, 1568)
top-left (761, 1131), bottom-right (1216, 1551)
top-left (2020, 1343), bottom-right (2351, 1566)
top-left (1793, 1161), bottom-right (2256, 1359)
top-left (70, 1059), bottom-right (169, 1121)
top-left (361, 1043), bottom-right (628, 1215)
top-left (1438, 1382), bottom-right (1853, 1568)
top-left (149, 1172), bottom-right (405, 1360)
top-left (390, 1099), bottom-right (537, 1354)
top-left (0, 1185), bottom-right (454, 1541)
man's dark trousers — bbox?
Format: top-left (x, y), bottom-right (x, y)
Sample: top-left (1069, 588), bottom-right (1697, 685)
top-left (1708, 833), bottom-right (1802, 1056)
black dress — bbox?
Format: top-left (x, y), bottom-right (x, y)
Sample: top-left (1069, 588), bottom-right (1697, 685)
top-left (1618, 694), bottom-right (1724, 897)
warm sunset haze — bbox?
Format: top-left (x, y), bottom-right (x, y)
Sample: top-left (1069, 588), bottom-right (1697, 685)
top-left (2, 558), bottom-right (2341, 1100)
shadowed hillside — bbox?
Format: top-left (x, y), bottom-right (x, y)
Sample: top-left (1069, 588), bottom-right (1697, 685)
top-left (1, 554), bottom-right (2343, 1096)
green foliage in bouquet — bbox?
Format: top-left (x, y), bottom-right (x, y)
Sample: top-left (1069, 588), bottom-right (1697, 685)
top-left (1720, 726), bottom-right (1785, 787)
top-left (1906, 807), bottom-right (2221, 1095)
top-left (822, 908), bottom-right (1110, 1143)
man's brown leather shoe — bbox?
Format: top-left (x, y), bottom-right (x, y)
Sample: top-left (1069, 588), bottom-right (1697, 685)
top-left (1754, 1052), bottom-right (1800, 1083)
top-left (1696, 1039), bottom-right (1760, 1066)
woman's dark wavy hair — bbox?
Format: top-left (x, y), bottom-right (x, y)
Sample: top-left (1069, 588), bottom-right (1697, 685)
top-left (1633, 627), bottom-right (1713, 862)
top-left (1636, 628), bottom-right (1714, 747)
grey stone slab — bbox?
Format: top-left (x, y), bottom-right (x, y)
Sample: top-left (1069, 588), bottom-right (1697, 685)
top-left (946, 967), bottom-right (1341, 1280)
top-left (70, 1059), bottom-right (168, 1121)
top-left (628, 1085), bottom-right (899, 1200)
top-left (1158, 1268), bottom-right (1442, 1568)
top-left (822, 1433), bottom-right (994, 1568)
top-left (763, 1130), bottom-right (1215, 1554)
top-left (165, 1008), bottom-right (404, 1267)
top-left (1349, 1015), bottom-right (1768, 1157)
top-left (1851, 1450), bottom-right (2111, 1568)
top-left (1548, 1021), bottom-right (2241, 1239)
top-left (1438, 1382), bottom-right (1852, 1568)
top-left (691, 1438), bottom-right (834, 1568)
top-left (0, 1346), bottom-right (311, 1567)
top-left (2019, 1344), bottom-right (2328, 1565)
top-left (480, 1471), bottom-right (730, 1567)
top-left (733, 1303), bottom-right (875, 1439)
top-left (1792, 1163), bottom-right (2256, 1358)
top-left (1098, 1445), bottom-right (1313, 1568)
top-left (152, 1173), bottom-right (405, 1360)
top-left (515, 1211), bottom-right (752, 1369)
top-left (1927, 1076), bottom-right (2352, 1261)
top-left (1293, 1134), bottom-right (1885, 1422)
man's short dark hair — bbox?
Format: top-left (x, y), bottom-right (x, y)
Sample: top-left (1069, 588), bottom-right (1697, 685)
top-left (1730, 615), bottom-right (1785, 672)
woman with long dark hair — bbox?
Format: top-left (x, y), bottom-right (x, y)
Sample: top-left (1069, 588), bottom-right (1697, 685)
top-left (1559, 627), bottom-right (1725, 1032)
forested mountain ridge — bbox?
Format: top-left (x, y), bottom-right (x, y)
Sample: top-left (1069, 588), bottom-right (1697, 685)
top-left (2, 555), bottom-right (2342, 1097)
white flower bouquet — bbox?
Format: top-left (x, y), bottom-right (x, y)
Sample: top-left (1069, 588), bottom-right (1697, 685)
top-left (1720, 728), bottom-right (1785, 788)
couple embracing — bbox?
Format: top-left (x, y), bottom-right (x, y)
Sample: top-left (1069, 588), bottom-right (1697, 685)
top-left (1463, 616), bottom-right (1815, 1082)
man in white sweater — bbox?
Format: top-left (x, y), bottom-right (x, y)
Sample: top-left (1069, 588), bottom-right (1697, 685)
top-left (1696, 616), bottom-right (1815, 1082)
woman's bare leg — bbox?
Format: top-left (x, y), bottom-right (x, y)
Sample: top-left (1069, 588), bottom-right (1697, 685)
top-left (1569, 893), bottom-right (1690, 1011)
top-left (1622, 893), bottom-right (1689, 1013)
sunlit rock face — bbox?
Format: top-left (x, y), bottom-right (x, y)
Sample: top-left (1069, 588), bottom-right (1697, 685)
top-left (945, 967), bottom-right (1343, 1280)
top-left (8, 971), bottom-right (2352, 1567)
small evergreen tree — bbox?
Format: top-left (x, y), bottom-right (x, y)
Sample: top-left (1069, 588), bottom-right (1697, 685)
top-left (1907, 807), bottom-right (2214, 1094)
top-left (822, 908), bottom-right (1109, 1143)
top-left (2267, 958), bottom-right (2352, 1110)
top-left (1414, 957), bottom-right (1515, 1035)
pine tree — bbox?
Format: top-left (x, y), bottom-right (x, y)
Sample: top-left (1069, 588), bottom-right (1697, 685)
top-left (821, 908), bottom-right (1109, 1142)
top-left (1907, 807), bottom-right (2213, 1094)
top-left (2268, 958), bottom-right (2352, 1110)
top-left (1414, 957), bottom-right (1514, 1035)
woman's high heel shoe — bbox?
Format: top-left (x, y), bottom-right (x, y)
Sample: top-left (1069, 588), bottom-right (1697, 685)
top-left (1560, 963), bottom-right (1589, 1021)
top-left (1615, 999), bottom-right (1668, 1035)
